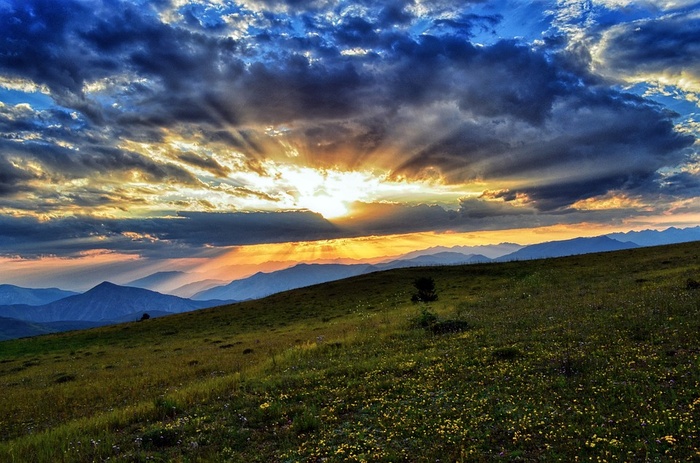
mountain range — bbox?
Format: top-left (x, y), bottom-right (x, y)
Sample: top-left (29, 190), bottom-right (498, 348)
top-left (494, 235), bottom-right (639, 261)
top-left (1, 226), bottom-right (698, 340)
top-left (0, 284), bottom-right (78, 306)
top-left (0, 281), bottom-right (225, 340)
top-left (607, 226), bottom-right (700, 246)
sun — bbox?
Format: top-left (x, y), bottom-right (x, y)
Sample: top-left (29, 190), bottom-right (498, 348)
top-left (299, 193), bottom-right (350, 219)
top-left (281, 166), bottom-right (371, 220)
top-left (269, 163), bottom-right (472, 220)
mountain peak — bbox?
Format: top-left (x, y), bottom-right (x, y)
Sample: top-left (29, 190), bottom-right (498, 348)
top-left (90, 281), bottom-right (121, 291)
top-left (84, 281), bottom-right (146, 296)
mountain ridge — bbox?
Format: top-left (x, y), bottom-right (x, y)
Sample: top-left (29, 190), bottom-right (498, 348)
top-left (0, 284), bottom-right (78, 306)
top-left (0, 282), bottom-right (222, 324)
top-left (496, 235), bottom-right (639, 262)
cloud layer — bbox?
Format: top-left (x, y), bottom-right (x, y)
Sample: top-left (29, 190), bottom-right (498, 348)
top-left (0, 0), bottom-right (697, 257)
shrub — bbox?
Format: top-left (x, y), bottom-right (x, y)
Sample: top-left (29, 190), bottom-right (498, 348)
top-left (292, 407), bottom-right (321, 435)
top-left (53, 373), bottom-right (76, 384)
top-left (153, 397), bottom-right (181, 419)
top-left (411, 308), bottom-right (472, 335)
top-left (411, 277), bottom-right (438, 302)
top-left (412, 308), bottom-right (438, 328)
top-left (492, 347), bottom-right (521, 361)
top-left (430, 319), bottom-right (471, 335)
top-left (141, 427), bottom-right (180, 448)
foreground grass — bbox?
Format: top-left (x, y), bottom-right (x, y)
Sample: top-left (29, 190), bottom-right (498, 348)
top-left (1, 243), bottom-right (699, 461)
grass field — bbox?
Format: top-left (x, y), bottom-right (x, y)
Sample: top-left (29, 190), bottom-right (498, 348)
top-left (1, 242), bottom-right (699, 461)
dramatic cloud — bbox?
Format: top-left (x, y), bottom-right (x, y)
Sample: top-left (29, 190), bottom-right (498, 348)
top-left (0, 0), bottom-right (697, 261)
top-left (593, 10), bottom-right (700, 97)
top-left (0, 211), bottom-right (339, 258)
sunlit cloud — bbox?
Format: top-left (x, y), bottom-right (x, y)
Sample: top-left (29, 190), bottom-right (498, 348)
top-left (571, 193), bottom-right (650, 211)
top-left (590, 10), bottom-right (700, 105)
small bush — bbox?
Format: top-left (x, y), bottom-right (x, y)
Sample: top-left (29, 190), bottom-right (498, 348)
top-left (411, 277), bottom-right (438, 302)
top-left (411, 309), bottom-right (471, 335)
top-left (492, 347), bottom-right (521, 361)
top-left (292, 407), bottom-right (322, 435)
top-left (686, 278), bottom-right (700, 290)
top-left (53, 373), bottom-right (76, 384)
top-left (412, 308), bottom-right (438, 328)
top-left (142, 427), bottom-right (180, 448)
top-left (153, 397), bottom-right (181, 419)
top-left (430, 319), bottom-right (471, 335)
top-left (558, 355), bottom-right (584, 378)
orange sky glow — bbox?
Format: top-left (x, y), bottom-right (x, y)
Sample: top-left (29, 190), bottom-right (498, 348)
top-left (3, 218), bottom-right (692, 292)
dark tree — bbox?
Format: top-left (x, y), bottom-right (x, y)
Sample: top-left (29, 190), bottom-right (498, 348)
top-left (140, 313), bottom-right (150, 321)
top-left (411, 276), bottom-right (438, 302)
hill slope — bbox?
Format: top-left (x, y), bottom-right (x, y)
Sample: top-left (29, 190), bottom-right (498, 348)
top-left (1, 242), bottom-right (699, 462)
top-left (0, 316), bottom-right (53, 340)
top-left (0, 317), bottom-right (105, 341)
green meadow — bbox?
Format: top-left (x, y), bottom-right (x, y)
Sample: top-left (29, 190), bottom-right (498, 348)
top-left (1, 242), bottom-right (699, 462)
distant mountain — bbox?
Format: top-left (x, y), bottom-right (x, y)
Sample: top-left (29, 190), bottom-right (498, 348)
top-left (378, 252), bottom-right (491, 270)
top-left (607, 226), bottom-right (700, 247)
top-left (0, 284), bottom-right (77, 306)
top-left (0, 282), bottom-right (222, 323)
top-left (194, 263), bottom-right (374, 301)
top-left (498, 236), bottom-right (638, 261)
top-left (396, 243), bottom-right (522, 260)
top-left (170, 279), bottom-right (230, 299)
top-left (125, 271), bottom-right (228, 298)
top-left (125, 271), bottom-right (188, 290)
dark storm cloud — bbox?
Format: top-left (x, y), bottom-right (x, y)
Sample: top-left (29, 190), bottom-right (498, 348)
top-left (1, 1), bottom-right (563, 130)
top-left (0, 155), bottom-right (35, 195)
top-left (336, 200), bottom-right (641, 238)
top-left (658, 171), bottom-right (700, 196)
top-left (161, 211), bottom-right (339, 247)
top-left (597, 12), bottom-right (700, 79)
top-left (0, 0), bottom-right (91, 94)
top-left (0, 211), bottom-right (340, 258)
top-left (0, 199), bottom-right (658, 259)
top-left (0, 137), bottom-right (199, 189)
top-left (235, 56), bottom-right (368, 123)
top-left (390, 81), bottom-right (693, 208)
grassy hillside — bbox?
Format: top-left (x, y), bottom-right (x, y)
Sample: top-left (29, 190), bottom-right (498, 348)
top-left (1, 242), bottom-right (699, 462)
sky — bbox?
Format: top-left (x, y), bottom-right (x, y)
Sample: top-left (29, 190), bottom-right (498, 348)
top-left (0, 0), bottom-right (699, 291)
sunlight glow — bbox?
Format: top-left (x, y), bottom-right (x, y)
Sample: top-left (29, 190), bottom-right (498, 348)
top-left (270, 165), bottom-right (481, 220)
top-left (282, 167), bottom-right (367, 219)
